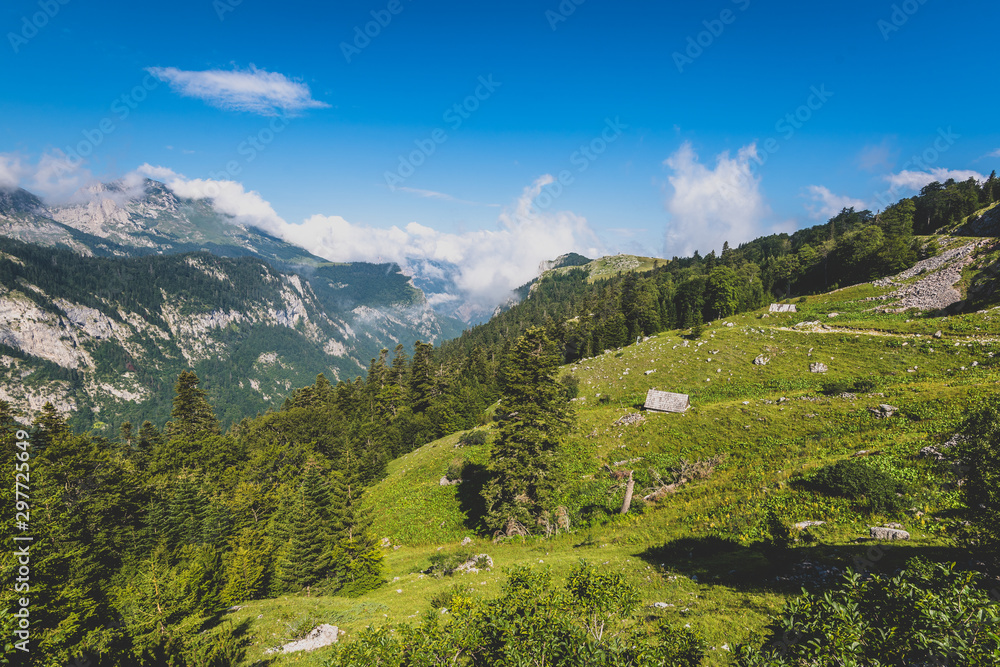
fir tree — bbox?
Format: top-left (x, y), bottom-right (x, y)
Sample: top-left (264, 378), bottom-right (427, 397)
top-left (330, 505), bottom-right (385, 597)
top-left (165, 371), bottom-right (220, 440)
top-left (277, 463), bottom-right (334, 592)
top-left (222, 526), bottom-right (273, 604)
top-left (483, 327), bottom-right (574, 535)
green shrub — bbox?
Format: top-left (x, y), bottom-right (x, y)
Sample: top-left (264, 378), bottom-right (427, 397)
top-left (957, 394), bottom-right (1000, 549)
top-left (560, 372), bottom-right (581, 400)
top-left (428, 583), bottom-right (473, 610)
top-left (735, 558), bottom-right (1000, 666)
top-left (324, 564), bottom-right (705, 667)
top-left (803, 458), bottom-right (909, 514)
top-left (458, 430), bottom-right (488, 447)
top-left (425, 549), bottom-right (476, 579)
top-left (445, 456), bottom-right (466, 481)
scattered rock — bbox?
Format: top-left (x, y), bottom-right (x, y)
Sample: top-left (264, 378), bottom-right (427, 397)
top-left (869, 404), bottom-right (898, 419)
top-left (794, 521), bottom-right (825, 530)
top-left (652, 602), bottom-right (675, 608)
top-left (827, 312), bottom-right (839, 318)
top-left (439, 476), bottom-right (459, 486)
top-left (380, 537), bottom-right (391, 548)
top-left (613, 412), bottom-right (646, 427)
top-left (644, 370), bottom-right (655, 375)
top-left (934, 330), bottom-right (943, 339)
top-left (455, 554), bottom-right (494, 574)
top-left (870, 526), bottom-right (910, 541)
top-left (266, 625), bottom-right (341, 655)
top-left (753, 355), bottom-right (770, 366)
top-left (809, 362), bottom-right (828, 373)
top-left (461, 537), bottom-right (472, 546)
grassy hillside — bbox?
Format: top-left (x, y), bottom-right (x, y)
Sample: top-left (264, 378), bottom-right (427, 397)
top-left (221, 257), bottom-right (1000, 665)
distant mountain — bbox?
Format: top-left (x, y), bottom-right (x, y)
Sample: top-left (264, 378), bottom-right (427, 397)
top-left (0, 180), bottom-right (466, 428)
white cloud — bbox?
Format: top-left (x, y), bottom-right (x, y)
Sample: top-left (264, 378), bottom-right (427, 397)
top-left (988, 149), bottom-right (1000, 158)
top-left (662, 142), bottom-right (772, 257)
top-left (0, 155), bottom-right (26, 190)
top-left (886, 168), bottom-right (986, 192)
top-left (804, 185), bottom-right (867, 220)
top-left (0, 150), bottom-right (100, 201)
top-left (138, 168), bottom-right (603, 315)
top-left (146, 65), bottom-right (329, 116)
top-left (137, 166), bottom-right (286, 236)
top-left (27, 151), bottom-right (94, 202)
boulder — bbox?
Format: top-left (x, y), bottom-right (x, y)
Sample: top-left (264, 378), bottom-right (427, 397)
top-left (794, 521), bottom-right (825, 530)
top-left (753, 355), bottom-right (770, 366)
top-left (869, 404), bottom-right (899, 419)
top-left (870, 526), bottom-right (910, 541)
top-left (266, 624), bottom-right (340, 654)
top-left (809, 362), bottom-right (828, 373)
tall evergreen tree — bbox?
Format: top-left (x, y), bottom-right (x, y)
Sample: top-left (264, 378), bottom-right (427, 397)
top-left (483, 327), bottom-right (574, 535)
top-left (166, 371), bottom-right (220, 440)
top-left (277, 463), bottom-right (334, 592)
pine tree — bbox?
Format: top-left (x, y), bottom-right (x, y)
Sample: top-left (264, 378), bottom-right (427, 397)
top-left (277, 463), bottom-right (334, 592)
top-left (410, 341), bottom-right (436, 413)
top-left (165, 371), bottom-right (220, 440)
top-left (222, 527), bottom-right (273, 604)
top-left (166, 473), bottom-right (210, 548)
top-left (330, 504), bottom-right (385, 597)
top-left (483, 327), bottom-right (574, 535)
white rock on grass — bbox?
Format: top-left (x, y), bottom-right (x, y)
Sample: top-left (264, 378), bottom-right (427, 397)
top-left (266, 624), bottom-right (340, 654)
top-left (870, 526), bottom-right (910, 541)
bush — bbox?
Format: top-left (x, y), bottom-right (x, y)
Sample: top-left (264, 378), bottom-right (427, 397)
top-left (428, 583), bottom-right (473, 610)
top-left (426, 549), bottom-right (476, 579)
top-left (458, 429), bottom-right (488, 447)
top-left (804, 458), bottom-right (909, 514)
top-left (445, 456), bottom-right (466, 481)
top-left (957, 394), bottom-right (1000, 549)
top-left (324, 564), bottom-right (705, 667)
top-left (560, 373), bottom-right (580, 400)
top-left (735, 558), bottom-right (1000, 666)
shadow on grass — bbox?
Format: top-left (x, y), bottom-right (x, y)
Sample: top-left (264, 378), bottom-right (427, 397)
top-left (635, 535), bottom-right (971, 595)
top-left (456, 462), bottom-right (488, 532)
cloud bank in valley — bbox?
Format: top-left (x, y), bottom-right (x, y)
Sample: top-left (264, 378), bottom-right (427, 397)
top-left (135, 166), bottom-right (602, 315)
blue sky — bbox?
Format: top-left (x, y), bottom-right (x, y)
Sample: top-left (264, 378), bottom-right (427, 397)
top-left (2, 0), bottom-right (998, 306)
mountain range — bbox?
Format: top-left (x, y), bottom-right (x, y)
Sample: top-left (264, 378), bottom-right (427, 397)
top-left (0, 178), bottom-right (469, 430)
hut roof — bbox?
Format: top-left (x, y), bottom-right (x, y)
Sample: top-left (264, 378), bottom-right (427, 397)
top-left (644, 389), bottom-right (690, 413)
